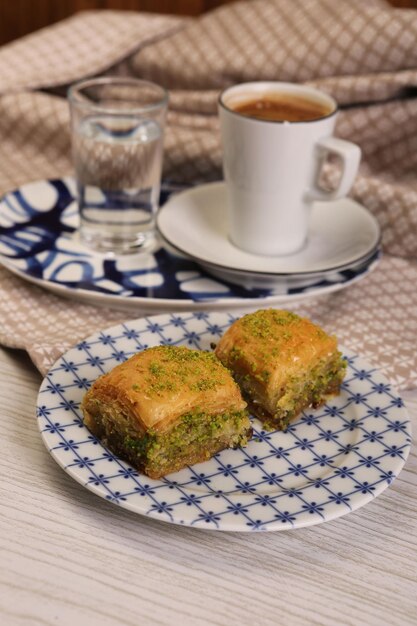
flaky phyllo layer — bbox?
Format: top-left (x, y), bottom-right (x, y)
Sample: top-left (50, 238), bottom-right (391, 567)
top-left (215, 309), bottom-right (347, 431)
top-left (81, 345), bottom-right (252, 478)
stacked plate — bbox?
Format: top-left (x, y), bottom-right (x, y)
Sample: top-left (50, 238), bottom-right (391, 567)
top-left (0, 178), bottom-right (380, 312)
top-left (157, 181), bottom-right (381, 292)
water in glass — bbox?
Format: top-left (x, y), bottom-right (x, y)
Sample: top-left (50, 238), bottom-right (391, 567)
top-left (73, 113), bottom-right (163, 254)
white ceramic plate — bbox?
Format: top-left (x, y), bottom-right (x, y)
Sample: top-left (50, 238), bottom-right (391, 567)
top-left (157, 182), bottom-right (381, 275)
top-left (0, 177), bottom-right (379, 312)
top-left (37, 312), bottom-right (411, 532)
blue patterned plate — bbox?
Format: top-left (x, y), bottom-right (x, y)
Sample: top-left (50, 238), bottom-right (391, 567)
top-left (37, 312), bottom-right (411, 532)
top-left (0, 177), bottom-right (379, 312)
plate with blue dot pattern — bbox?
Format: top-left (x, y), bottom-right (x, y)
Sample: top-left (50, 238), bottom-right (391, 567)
top-left (0, 177), bottom-right (379, 312)
top-left (37, 312), bottom-right (411, 532)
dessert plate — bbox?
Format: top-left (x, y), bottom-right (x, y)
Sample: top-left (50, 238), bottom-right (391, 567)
top-left (36, 312), bottom-right (411, 532)
top-left (0, 177), bottom-right (378, 311)
top-left (157, 182), bottom-right (381, 276)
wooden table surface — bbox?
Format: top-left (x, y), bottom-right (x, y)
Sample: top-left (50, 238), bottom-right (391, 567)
top-left (0, 344), bottom-right (416, 626)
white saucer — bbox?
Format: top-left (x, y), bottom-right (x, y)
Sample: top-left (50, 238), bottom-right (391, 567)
top-left (204, 249), bottom-right (380, 290)
top-left (163, 236), bottom-right (380, 290)
top-left (157, 182), bottom-right (381, 276)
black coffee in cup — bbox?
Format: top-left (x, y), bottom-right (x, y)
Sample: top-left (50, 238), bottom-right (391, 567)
top-left (231, 93), bottom-right (333, 122)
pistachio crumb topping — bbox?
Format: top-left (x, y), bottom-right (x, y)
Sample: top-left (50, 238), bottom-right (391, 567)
top-left (133, 345), bottom-right (228, 397)
top-left (241, 309), bottom-right (300, 340)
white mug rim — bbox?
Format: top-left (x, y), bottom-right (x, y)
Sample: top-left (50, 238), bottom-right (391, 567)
top-left (219, 81), bottom-right (338, 125)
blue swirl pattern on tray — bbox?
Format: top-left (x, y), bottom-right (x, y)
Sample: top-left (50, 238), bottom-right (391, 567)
top-left (36, 312), bottom-right (411, 532)
top-left (0, 178), bottom-right (378, 303)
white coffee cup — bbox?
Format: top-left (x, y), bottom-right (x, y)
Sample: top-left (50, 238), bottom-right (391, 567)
top-left (219, 82), bottom-right (361, 256)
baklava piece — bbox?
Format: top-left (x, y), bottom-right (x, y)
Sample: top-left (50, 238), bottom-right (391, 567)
top-left (215, 309), bottom-right (346, 431)
top-left (81, 345), bottom-right (252, 479)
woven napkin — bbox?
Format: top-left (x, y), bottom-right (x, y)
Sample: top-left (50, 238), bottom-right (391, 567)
top-left (0, 0), bottom-right (416, 390)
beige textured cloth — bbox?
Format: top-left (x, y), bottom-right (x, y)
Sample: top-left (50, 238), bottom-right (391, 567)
top-left (0, 0), bottom-right (416, 389)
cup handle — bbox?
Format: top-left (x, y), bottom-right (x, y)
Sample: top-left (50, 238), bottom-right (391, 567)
top-left (306, 136), bottom-right (361, 202)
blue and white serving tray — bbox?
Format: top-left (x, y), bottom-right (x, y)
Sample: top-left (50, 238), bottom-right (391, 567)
top-left (37, 312), bottom-right (411, 532)
top-left (0, 177), bottom-right (379, 312)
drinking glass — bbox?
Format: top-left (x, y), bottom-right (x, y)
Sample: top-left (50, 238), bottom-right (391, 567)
top-left (68, 77), bottom-right (168, 255)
